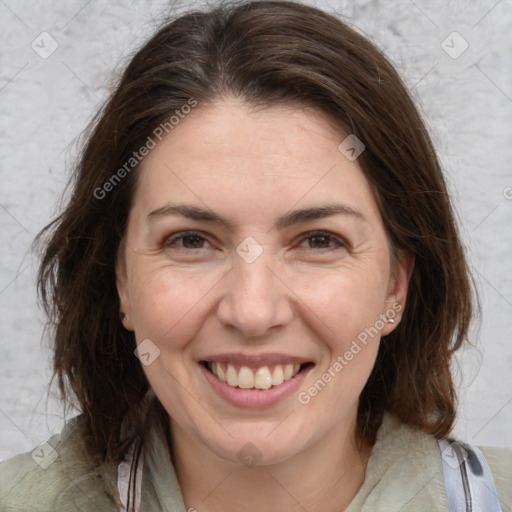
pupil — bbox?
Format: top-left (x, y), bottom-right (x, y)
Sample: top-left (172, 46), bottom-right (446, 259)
top-left (184, 236), bottom-right (202, 248)
top-left (311, 236), bottom-right (328, 248)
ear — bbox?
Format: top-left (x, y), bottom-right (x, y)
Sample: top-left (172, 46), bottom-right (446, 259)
top-left (116, 239), bottom-right (135, 331)
top-left (381, 248), bottom-right (414, 336)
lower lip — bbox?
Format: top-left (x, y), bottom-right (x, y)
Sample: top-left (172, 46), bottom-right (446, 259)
top-left (199, 363), bottom-right (313, 408)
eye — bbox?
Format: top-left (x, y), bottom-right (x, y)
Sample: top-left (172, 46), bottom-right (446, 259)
top-left (163, 231), bottom-right (212, 250)
top-left (161, 230), bottom-right (346, 253)
top-left (298, 231), bottom-right (346, 251)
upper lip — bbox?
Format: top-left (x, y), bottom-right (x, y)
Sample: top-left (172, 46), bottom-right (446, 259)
top-left (199, 353), bottom-right (314, 368)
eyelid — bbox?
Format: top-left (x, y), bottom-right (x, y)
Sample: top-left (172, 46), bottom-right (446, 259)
top-left (297, 230), bottom-right (347, 250)
top-left (163, 229), bottom-right (347, 251)
top-left (162, 230), bottom-right (212, 249)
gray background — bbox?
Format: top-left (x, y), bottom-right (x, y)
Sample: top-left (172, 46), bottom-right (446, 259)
top-left (1, 0), bottom-right (511, 461)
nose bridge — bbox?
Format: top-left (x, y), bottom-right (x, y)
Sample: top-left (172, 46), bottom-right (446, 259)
top-left (217, 248), bottom-right (292, 337)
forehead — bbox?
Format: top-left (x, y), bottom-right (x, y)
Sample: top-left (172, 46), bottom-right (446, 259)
top-left (134, 98), bottom-right (381, 224)
top-left (142, 99), bottom-right (344, 176)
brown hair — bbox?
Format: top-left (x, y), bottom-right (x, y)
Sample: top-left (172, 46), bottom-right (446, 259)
top-left (36, 0), bottom-right (475, 464)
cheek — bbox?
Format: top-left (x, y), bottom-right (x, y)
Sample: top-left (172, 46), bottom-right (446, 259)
top-left (126, 266), bottom-right (218, 408)
top-left (127, 261), bottom-right (222, 346)
top-left (294, 270), bottom-right (385, 413)
top-left (295, 262), bottom-right (389, 342)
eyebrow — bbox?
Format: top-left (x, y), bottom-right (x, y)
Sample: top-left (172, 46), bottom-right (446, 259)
top-left (147, 202), bottom-right (366, 230)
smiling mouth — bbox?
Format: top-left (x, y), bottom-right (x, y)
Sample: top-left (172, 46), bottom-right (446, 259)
top-left (200, 361), bottom-right (314, 390)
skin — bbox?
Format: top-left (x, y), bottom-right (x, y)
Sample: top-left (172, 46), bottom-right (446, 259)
top-left (116, 98), bottom-right (413, 512)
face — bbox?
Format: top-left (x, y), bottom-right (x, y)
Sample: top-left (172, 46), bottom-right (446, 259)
top-left (116, 98), bottom-right (412, 465)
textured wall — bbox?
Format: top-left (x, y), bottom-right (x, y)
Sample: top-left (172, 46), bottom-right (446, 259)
top-left (1, 0), bottom-right (511, 461)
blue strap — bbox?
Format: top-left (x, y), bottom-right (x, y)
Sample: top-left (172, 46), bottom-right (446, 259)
top-left (438, 439), bottom-right (503, 511)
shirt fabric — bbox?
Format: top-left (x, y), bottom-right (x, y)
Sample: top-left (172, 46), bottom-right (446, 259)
top-left (1, 411), bottom-right (511, 511)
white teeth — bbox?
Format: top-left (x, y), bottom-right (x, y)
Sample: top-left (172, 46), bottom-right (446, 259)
top-left (208, 362), bottom-right (304, 390)
top-left (271, 365), bottom-right (284, 386)
top-left (238, 366), bottom-right (254, 388)
top-left (217, 364), bottom-right (226, 382)
top-left (283, 363), bottom-right (294, 381)
top-left (254, 366), bottom-right (272, 390)
top-left (226, 364), bottom-right (238, 386)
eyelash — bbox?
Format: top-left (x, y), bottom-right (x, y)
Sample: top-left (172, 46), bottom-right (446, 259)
top-left (162, 230), bottom-right (346, 252)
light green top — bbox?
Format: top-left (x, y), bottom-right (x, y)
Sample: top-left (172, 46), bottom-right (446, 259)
top-left (1, 412), bottom-right (510, 511)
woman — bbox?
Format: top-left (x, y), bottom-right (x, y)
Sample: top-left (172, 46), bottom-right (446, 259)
top-left (0, 1), bottom-right (510, 510)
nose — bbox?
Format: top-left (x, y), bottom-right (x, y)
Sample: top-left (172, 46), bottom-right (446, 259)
top-left (216, 254), bottom-right (294, 338)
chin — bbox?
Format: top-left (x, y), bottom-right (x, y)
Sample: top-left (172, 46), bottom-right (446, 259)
top-left (198, 423), bottom-right (309, 467)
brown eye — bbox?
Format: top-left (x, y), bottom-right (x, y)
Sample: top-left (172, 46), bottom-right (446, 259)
top-left (308, 234), bottom-right (331, 249)
top-left (164, 231), bottom-right (211, 250)
top-left (300, 231), bottom-right (345, 251)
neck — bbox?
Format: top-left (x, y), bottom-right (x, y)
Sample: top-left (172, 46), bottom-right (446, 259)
top-left (170, 413), bottom-right (372, 512)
